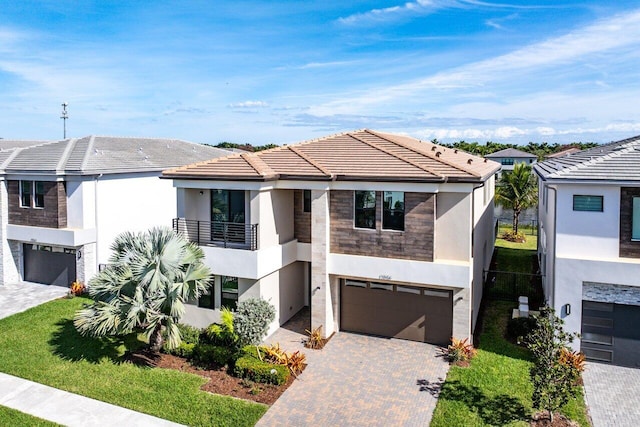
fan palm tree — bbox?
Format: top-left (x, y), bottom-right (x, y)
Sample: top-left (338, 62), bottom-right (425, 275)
top-left (74, 227), bottom-right (211, 353)
top-left (496, 163), bottom-right (538, 234)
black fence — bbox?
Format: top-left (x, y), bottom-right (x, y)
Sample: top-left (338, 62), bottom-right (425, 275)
top-left (172, 218), bottom-right (258, 250)
top-left (496, 219), bottom-right (538, 236)
top-left (484, 269), bottom-right (544, 307)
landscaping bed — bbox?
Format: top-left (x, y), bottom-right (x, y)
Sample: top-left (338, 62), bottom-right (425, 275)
top-left (152, 352), bottom-right (295, 405)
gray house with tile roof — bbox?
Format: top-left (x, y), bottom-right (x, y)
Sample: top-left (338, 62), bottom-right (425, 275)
top-left (535, 135), bottom-right (640, 367)
top-left (0, 136), bottom-right (227, 289)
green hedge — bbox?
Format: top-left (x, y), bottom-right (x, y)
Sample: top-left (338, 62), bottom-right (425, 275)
top-left (163, 324), bottom-right (202, 358)
top-left (233, 346), bottom-right (289, 385)
top-left (193, 344), bottom-right (237, 366)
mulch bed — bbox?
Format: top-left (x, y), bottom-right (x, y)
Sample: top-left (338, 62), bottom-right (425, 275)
top-left (530, 411), bottom-right (579, 427)
top-left (126, 350), bottom-right (295, 405)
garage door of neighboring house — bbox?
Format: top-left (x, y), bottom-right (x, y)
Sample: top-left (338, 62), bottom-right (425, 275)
top-left (340, 279), bottom-right (453, 345)
top-left (23, 244), bottom-right (77, 287)
top-left (581, 301), bottom-right (640, 368)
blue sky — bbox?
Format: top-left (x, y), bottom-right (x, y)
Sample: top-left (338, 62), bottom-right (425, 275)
top-left (2, 1), bottom-right (640, 145)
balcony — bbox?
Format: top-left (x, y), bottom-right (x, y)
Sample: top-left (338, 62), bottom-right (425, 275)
top-left (173, 218), bottom-right (258, 251)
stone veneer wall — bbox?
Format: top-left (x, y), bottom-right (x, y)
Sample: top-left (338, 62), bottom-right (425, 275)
top-left (620, 187), bottom-right (640, 258)
top-left (7, 180), bottom-right (67, 228)
top-left (583, 282), bottom-right (640, 306)
top-left (293, 190), bottom-right (311, 243)
top-left (329, 190), bottom-right (434, 262)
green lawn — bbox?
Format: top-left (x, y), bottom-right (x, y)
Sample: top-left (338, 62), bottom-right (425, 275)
top-left (431, 301), bottom-right (590, 427)
top-left (0, 297), bottom-right (267, 427)
top-left (0, 405), bottom-right (60, 427)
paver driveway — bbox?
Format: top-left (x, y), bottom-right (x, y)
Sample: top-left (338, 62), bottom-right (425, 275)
top-left (583, 362), bottom-right (640, 427)
top-left (0, 282), bottom-right (68, 320)
top-left (258, 328), bottom-right (449, 427)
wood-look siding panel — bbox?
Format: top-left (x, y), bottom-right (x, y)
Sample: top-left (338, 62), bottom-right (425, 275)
top-left (294, 190), bottom-right (311, 243)
top-left (8, 180), bottom-right (67, 228)
top-left (329, 190), bottom-right (434, 261)
top-left (620, 187), bottom-right (640, 258)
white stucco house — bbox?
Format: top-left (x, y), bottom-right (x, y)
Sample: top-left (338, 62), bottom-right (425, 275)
top-left (0, 136), bottom-right (228, 288)
top-left (163, 129), bottom-right (500, 345)
top-left (535, 135), bottom-right (640, 367)
top-left (485, 148), bottom-right (537, 178)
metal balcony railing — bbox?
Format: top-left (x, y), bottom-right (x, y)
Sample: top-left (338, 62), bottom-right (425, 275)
top-left (172, 218), bottom-right (258, 250)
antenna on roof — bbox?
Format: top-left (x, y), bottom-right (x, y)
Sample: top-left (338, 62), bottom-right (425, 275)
top-left (60, 102), bottom-right (69, 139)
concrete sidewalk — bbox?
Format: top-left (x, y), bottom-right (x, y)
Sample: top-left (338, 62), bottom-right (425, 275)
top-left (0, 372), bottom-right (185, 427)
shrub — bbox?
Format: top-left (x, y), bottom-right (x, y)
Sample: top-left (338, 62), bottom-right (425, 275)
top-left (201, 308), bottom-right (238, 347)
top-left (192, 343), bottom-right (237, 367)
top-left (500, 230), bottom-right (526, 243)
top-left (260, 343), bottom-right (307, 376)
top-left (507, 317), bottom-right (538, 342)
top-left (233, 298), bottom-right (276, 347)
top-left (443, 337), bottom-right (477, 364)
top-left (69, 281), bottom-right (85, 297)
top-left (559, 347), bottom-right (586, 385)
top-left (162, 323), bottom-right (201, 357)
top-left (233, 346), bottom-right (289, 385)
top-left (304, 325), bottom-right (326, 350)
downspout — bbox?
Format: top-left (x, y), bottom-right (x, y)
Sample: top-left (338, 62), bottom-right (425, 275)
top-left (547, 185), bottom-right (557, 308)
top-left (94, 174), bottom-right (102, 274)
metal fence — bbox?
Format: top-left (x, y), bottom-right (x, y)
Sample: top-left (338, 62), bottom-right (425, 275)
top-left (496, 219), bottom-right (538, 236)
top-left (484, 269), bottom-right (543, 306)
top-left (172, 218), bottom-right (258, 250)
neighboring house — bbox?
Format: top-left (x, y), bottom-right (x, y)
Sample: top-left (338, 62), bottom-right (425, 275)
top-left (535, 135), bottom-right (640, 367)
top-left (485, 148), bottom-right (537, 178)
top-left (545, 147), bottom-right (582, 159)
top-left (487, 148), bottom-right (539, 223)
top-left (0, 136), bottom-right (228, 288)
top-left (163, 129), bottom-right (500, 344)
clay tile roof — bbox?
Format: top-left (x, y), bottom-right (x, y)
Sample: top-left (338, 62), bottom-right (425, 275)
top-left (163, 129), bottom-right (500, 183)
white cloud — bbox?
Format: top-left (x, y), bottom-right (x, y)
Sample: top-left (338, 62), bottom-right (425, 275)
top-left (318, 9), bottom-right (640, 113)
top-left (337, 0), bottom-right (446, 25)
top-left (227, 100), bottom-right (269, 108)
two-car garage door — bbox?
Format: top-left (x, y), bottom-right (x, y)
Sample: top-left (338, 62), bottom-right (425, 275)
top-left (23, 244), bottom-right (76, 287)
top-left (340, 279), bottom-right (453, 346)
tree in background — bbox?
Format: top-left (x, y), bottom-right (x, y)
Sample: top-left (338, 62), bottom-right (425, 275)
top-left (74, 227), bottom-right (211, 353)
top-left (495, 163), bottom-right (538, 233)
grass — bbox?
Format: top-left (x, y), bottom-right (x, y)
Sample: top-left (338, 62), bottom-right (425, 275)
top-left (0, 405), bottom-right (61, 426)
top-left (496, 225), bottom-right (538, 251)
top-left (431, 301), bottom-right (590, 427)
top-left (431, 232), bottom-right (589, 427)
top-left (0, 297), bottom-right (267, 427)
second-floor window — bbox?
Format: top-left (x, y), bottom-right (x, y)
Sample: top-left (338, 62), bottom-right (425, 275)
top-left (20, 180), bottom-right (45, 208)
top-left (383, 191), bottom-right (404, 231)
top-left (303, 190), bottom-right (311, 213)
top-left (633, 197), bottom-right (640, 241)
top-left (573, 195), bottom-right (603, 212)
top-left (501, 158), bottom-right (514, 165)
top-left (354, 191), bottom-right (376, 229)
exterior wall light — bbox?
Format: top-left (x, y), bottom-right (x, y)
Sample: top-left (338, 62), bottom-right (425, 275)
top-left (563, 303), bottom-right (571, 316)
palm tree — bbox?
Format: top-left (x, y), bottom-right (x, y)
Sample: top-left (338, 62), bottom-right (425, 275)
top-left (74, 227), bottom-right (211, 353)
top-left (496, 163), bottom-right (538, 234)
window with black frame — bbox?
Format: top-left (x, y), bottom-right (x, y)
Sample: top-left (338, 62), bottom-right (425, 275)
top-left (19, 181), bottom-right (32, 207)
top-left (354, 190), bottom-right (376, 229)
top-left (383, 191), bottom-right (404, 231)
top-left (211, 190), bottom-right (246, 243)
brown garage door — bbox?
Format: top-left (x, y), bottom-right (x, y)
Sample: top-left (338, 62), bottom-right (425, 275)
top-left (340, 279), bottom-right (453, 345)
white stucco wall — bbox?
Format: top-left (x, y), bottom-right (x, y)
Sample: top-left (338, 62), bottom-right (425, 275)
top-left (554, 184), bottom-right (621, 259)
top-left (94, 173), bottom-right (177, 266)
top-left (435, 192), bottom-right (471, 262)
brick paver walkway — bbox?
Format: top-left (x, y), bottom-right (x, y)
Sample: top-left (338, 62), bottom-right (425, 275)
top-left (259, 319), bottom-right (449, 427)
top-left (583, 362), bottom-right (640, 426)
top-left (0, 282), bottom-right (68, 319)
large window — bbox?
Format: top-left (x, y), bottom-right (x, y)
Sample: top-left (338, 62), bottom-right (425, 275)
top-left (221, 276), bottom-right (238, 309)
top-left (19, 180), bottom-right (46, 208)
top-left (211, 190), bottom-right (245, 223)
top-left (633, 197), bottom-right (640, 240)
top-left (354, 191), bottom-right (376, 229)
top-left (573, 195), bottom-right (603, 212)
top-left (501, 158), bottom-right (514, 165)
top-left (383, 191), bottom-right (404, 231)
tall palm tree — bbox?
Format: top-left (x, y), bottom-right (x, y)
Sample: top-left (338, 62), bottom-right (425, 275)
top-left (496, 163), bottom-right (538, 234)
top-left (74, 227), bottom-right (211, 353)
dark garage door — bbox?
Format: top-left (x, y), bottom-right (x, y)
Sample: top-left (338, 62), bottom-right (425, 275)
top-left (581, 300), bottom-right (640, 368)
top-left (24, 244), bottom-right (76, 287)
top-left (340, 279), bottom-right (453, 345)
